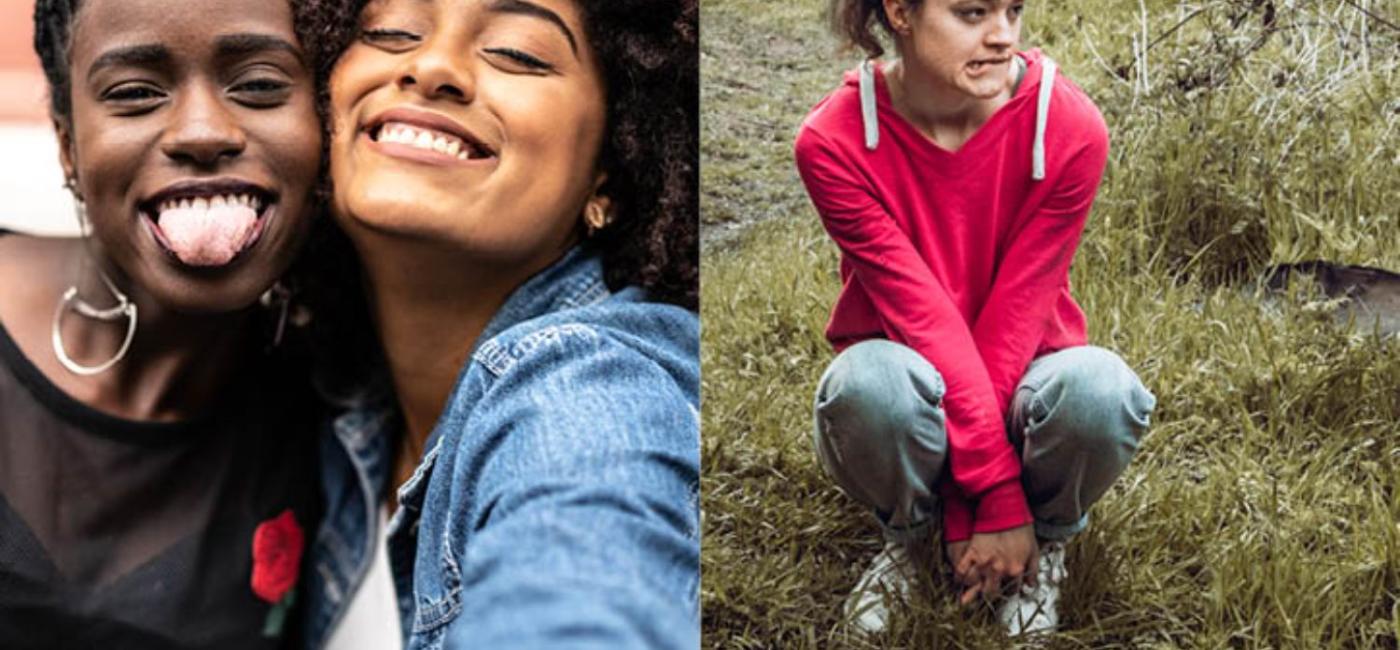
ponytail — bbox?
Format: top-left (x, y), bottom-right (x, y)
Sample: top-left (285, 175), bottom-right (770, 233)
top-left (828, 0), bottom-right (922, 58)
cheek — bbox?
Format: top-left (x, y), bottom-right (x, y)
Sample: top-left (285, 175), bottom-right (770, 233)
top-left (329, 48), bottom-right (380, 128)
top-left (498, 85), bottom-right (605, 178)
top-left (71, 117), bottom-right (147, 197)
top-left (246, 107), bottom-right (322, 236)
top-left (287, 128), bottom-right (324, 191)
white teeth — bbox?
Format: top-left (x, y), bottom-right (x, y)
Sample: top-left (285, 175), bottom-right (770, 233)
top-left (377, 121), bottom-right (474, 158)
top-left (156, 193), bottom-right (262, 214)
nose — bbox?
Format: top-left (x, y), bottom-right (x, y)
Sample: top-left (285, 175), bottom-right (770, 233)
top-left (395, 34), bottom-right (474, 103)
top-left (986, 13), bottom-right (1018, 49)
top-left (160, 83), bottom-right (246, 165)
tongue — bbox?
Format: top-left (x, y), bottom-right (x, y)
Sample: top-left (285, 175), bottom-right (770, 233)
top-left (157, 203), bottom-right (259, 266)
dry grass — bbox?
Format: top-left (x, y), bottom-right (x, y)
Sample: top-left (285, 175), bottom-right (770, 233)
top-left (700, 1), bottom-right (1400, 647)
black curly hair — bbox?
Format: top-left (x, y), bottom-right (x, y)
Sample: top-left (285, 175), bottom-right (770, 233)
top-left (32, 0), bottom-right (83, 123)
top-left (297, 0), bottom-right (699, 312)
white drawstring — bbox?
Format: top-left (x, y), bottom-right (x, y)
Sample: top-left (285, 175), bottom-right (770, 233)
top-left (859, 59), bottom-right (879, 151)
top-left (1032, 58), bottom-right (1057, 181)
top-left (860, 55), bottom-right (1057, 183)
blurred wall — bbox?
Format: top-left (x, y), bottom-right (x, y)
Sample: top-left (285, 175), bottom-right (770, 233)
top-left (0, 0), bottom-right (81, 236)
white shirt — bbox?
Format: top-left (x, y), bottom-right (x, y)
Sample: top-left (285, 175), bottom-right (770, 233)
top-left (325, 506), bottom-right (403, 650)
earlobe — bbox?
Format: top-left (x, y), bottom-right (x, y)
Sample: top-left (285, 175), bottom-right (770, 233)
top-left (55, 118), bottom-right (80, 197)
top-left (883, 0), bottom-right (912, 35)
top-left (583, 197), bottom-right (614, 236)
top-left (583, 173), bottom-right (614, 235)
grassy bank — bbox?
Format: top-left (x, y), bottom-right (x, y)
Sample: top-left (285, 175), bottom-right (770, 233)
top-left (700, 0), bottom-right (1400, 647)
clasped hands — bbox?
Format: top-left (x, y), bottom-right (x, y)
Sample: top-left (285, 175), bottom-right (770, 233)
top-left (945, 523), bottom-right (1038, 606)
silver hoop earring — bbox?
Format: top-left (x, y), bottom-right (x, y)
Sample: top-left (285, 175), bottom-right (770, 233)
top-left (51, 270), bottom-right (138, 376)
top-left (52, 199), bottom-right (138, 375)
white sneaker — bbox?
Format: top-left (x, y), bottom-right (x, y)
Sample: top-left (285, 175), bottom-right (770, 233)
top-left (844, 542), bottom-right (917, 635)
top-left (998, 541), bottom-right (1066, 636)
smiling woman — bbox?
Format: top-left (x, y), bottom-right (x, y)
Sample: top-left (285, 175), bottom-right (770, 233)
top-left (293, 0), bottom-right (699, 648)
top-left (330, 0), bottom-right (608, 269)
top-left (0, 0), bottom-right (326, 647)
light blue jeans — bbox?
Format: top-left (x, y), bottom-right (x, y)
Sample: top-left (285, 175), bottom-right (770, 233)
top-left (813, 340), bottom-right (1156, 541)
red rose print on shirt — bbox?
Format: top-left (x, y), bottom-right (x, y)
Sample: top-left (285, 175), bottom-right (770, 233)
top-left (251, 509), bottom-right (303, 604)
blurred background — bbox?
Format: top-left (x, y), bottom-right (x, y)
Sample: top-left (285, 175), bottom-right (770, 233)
top-left (0, 0), bottom-right (81, 237)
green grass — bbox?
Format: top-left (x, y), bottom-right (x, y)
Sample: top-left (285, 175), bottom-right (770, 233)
top-left (700, 0), bottom-right (1400, 647)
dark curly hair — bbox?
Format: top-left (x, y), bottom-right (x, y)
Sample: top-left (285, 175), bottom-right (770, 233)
top-left (830, 0), bottom-right (923, 58)
top-left (297, 0), bottom-right (699, 312)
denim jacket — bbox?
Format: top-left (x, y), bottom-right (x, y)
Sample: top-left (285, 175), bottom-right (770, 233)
top-left (302, 247), bottom-right (700, 649)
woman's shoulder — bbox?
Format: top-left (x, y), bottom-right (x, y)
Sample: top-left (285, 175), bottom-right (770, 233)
top-left (1033, 50), bottom-right (1109, 146)
top-left (795, 65), bottom-right (867, 148)
top-left (440, 291), bottom-right (699, 468)
top-left (470, 289), bottom-right (698, 398)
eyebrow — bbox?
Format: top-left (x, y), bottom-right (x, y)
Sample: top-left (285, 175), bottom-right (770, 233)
top-left (86, 34), bottom-right (302, 80)
top-left (213, 33), bottom-right (304, 63)
top-left (88, 44), bottom-right (170, 79)
top-left (487, 0), bottom-right (579, 56)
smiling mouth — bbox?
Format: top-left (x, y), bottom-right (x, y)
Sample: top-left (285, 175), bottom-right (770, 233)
top-left (366, 119), bottom-right (498, 166)
top-left (138, 180), bottom-right (277, 268)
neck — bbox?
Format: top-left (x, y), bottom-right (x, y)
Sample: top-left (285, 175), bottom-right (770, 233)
top-left (354, 234), bottom-right (521, 449)
top-left (886, 57), bottom-right (1011, 149)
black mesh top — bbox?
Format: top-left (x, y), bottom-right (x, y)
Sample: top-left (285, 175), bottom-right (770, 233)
top-left (0, 305), bottom-right (320, 649)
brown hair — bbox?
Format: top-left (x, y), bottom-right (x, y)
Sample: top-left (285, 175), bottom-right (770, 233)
top-left (829, 0), bottom-right (923, 58)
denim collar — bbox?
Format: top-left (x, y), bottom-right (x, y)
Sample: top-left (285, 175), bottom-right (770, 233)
top-left (386, 245), bottom-right (611, 533)
top-left (477, 245), bottom-right (612, 348)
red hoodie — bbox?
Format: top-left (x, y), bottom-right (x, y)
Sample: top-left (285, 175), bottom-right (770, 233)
top-left (794, 49), bottom-right (1108, 541)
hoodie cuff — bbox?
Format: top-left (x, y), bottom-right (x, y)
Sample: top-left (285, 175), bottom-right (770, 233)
top-left (972, 481), bottom-right (1033, 535)
top-left (940, 482), bottom-right (974, 543)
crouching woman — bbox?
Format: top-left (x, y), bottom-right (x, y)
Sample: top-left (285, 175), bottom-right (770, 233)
top-left (794, 0), bottom-right (1157, 637)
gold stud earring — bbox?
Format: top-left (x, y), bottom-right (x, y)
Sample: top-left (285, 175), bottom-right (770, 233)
top-left (584, 203), bottom-right (610, 236)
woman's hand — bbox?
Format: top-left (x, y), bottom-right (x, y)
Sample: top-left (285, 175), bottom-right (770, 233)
top-left (945, 539), bottom-right (970, 569)
top-left (952, 523), bottom-right (1038, 605)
